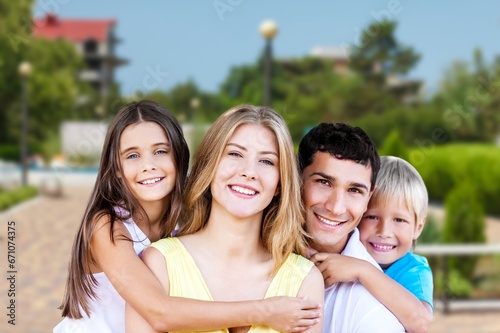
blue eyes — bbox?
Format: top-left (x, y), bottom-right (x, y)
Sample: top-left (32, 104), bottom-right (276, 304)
top-left (228, 152), bottom-right (275, 166)
top-left (261, 159), bottom-right (274, 166)
top-left (126, 153), bottom-right (139, 159)
top-left (363, 215), bottom-right (408, 223)
top-left (125, 150), bottom-right (168, 159)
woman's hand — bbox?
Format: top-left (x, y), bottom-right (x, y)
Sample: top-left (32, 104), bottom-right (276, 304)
top-left (261, 296), bottom-right (321, 332)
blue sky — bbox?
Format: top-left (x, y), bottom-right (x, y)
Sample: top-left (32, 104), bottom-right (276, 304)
top-left (34, 0), bottom-right (500, 97)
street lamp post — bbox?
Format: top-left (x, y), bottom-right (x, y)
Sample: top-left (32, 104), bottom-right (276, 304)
top-left (18, 61), bottom-right (32, 187)
top-left (259, 20), bottom-right (278, 106)
top-left (189, 97), bottom-right (200, 121)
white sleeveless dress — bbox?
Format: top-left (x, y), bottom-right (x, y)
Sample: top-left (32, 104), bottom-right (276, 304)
top-left (54, 212), bottom-right (150, 333)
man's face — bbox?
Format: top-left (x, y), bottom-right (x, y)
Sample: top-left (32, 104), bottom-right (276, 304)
top-left (302, 152), bottom-right (373, 254)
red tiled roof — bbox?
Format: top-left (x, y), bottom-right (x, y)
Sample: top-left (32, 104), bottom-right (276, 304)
top-left (33, 13), bottom-right (116, 42)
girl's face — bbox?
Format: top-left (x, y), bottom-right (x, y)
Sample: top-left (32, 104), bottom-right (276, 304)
top-left (118, 121), bottom-right (177, 208)
top-left (358, 197), bottom-right (424, 268)
top-left (210, 123), bottom-right (280, 221)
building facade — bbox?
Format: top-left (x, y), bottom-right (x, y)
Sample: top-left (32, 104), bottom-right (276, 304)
top-left (33, 13), bottom-right (127, 100)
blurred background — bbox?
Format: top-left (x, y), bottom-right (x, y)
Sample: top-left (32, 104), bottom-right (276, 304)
top-left (1, 0), bottom-right (499, 332)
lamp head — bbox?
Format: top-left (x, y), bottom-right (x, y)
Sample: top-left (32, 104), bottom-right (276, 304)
top-left (260, 20), bottom-right (278, 40)
top-left (18, 62), bottom-right (33, 77)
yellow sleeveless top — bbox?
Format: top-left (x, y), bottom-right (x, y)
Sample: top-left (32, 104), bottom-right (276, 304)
top-left (150, 237), bottom-right (314, 333)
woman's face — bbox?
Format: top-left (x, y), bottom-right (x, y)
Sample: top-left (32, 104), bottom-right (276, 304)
top-left (210, 123), bottom-right (280, 221)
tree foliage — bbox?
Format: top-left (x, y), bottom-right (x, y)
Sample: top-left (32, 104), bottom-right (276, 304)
top-left (139, 80), bottom-right (225, 123)
top-left (431, 49), bottom-right (500, 142)
top-left (0, 0), bottom-right (33, 145)
top-left (0, 0), bottom-right (91, 159)
top-left (218, 55), bottom-right (389, 142)
top-left (349, 20), bottom-right (420, 82)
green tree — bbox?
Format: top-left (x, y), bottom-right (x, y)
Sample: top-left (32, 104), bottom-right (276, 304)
top-left (349, 20), bottom-right (420, 82)
top-left (219, 56), bottom-right (372, 142)
top-left (442, 181), bottom-right (486, 280)
top-left (141, 81), bottom-right (225, 123)
top-left (1, 0), bottom-right (90, 163)
top-left (348, 20), bottom-right (421, 114)
top-left (5, 38), bottom-right (88, 150)
top-left (432, 48), bottom-right (500, 142)
top-left (0, 0), bottom-right (33, 145)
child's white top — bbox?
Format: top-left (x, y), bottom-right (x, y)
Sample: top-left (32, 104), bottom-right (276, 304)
top-left (323, 228), bottom-right (405, 333)
top-left (54, 209), bottom-right (150, 333)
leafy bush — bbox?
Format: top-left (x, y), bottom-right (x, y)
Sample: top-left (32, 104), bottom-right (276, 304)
top-left (412, 144), bottom-right (500, 216)
top-left (378, 129), bottom-right (410, 161)
top-left (434, 269), bottom-right (474, 299)
top-left (0, 145), bottom-right (20, 162)
top-left (0, 186), bottom-right (38, 211)
top-left (442, 181), bottom-right (485, 280)
top-left (417, 214), bottom-right (441, 282)
top-left (418, 214), bottom-right (441, 245)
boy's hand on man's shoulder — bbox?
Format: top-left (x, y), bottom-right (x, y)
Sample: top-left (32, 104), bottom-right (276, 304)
top-left (309, 252), bottom-right (369, 287)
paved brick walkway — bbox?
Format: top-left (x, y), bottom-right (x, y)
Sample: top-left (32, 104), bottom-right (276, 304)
top-left (1, 184), bottom-right (499, 332)
top-left (0, 186), bottom-right (90, 333)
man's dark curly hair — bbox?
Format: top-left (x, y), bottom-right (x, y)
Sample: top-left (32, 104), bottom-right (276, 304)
top-left (298, 123), bottom-right (380, 190)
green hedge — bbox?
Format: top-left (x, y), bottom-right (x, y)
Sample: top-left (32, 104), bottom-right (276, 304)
top-left (0, 186), bottom-right (38, 211)
top-left (443, 181), bottom-right (485, 279)
top-left (410, 144), bottom-right (500, 216)
top-left (0, 145), bottom-right (20, 162)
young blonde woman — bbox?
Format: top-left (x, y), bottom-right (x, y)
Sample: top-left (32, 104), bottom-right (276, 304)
top-left (126, 105), bottom-right (324, 332)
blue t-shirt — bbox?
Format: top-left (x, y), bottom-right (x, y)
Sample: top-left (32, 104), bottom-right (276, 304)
top-left (383, 252), bottom-right (434, 310)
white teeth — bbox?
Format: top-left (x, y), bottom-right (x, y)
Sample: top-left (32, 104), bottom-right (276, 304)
top-left (231, 185), bottom-right (256, 195)
top-left (317, 215), bottom-right (341, 226)
top-left (373, 244), bottom-right (395, 250)
top-left (139, 177), bottom-right (161, 185)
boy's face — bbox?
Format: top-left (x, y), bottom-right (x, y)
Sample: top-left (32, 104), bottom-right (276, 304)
top-left (302, 152), bottom-right (373, 254)
top-left (358, 197), bottom-right (424, 268)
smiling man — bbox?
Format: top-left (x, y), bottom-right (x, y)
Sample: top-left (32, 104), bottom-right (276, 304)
top-left (298, 123), bottom-right (404, 333)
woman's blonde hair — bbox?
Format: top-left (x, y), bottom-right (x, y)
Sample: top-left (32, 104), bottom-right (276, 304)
top-left (178, 105), bottom-right (308, 273)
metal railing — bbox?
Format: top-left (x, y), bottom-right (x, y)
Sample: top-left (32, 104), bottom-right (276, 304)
top-left (415, 244), bottom-right (500, 313)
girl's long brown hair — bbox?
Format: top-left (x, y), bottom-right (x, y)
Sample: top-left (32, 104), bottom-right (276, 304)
top-left (59, 100), bottom-right (189, 318)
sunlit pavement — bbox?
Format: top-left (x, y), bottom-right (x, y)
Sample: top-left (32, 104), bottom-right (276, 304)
top-left (1, 184), bottom-right (91, 333)
top-left (0, 180), bottom-right (499, 332)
